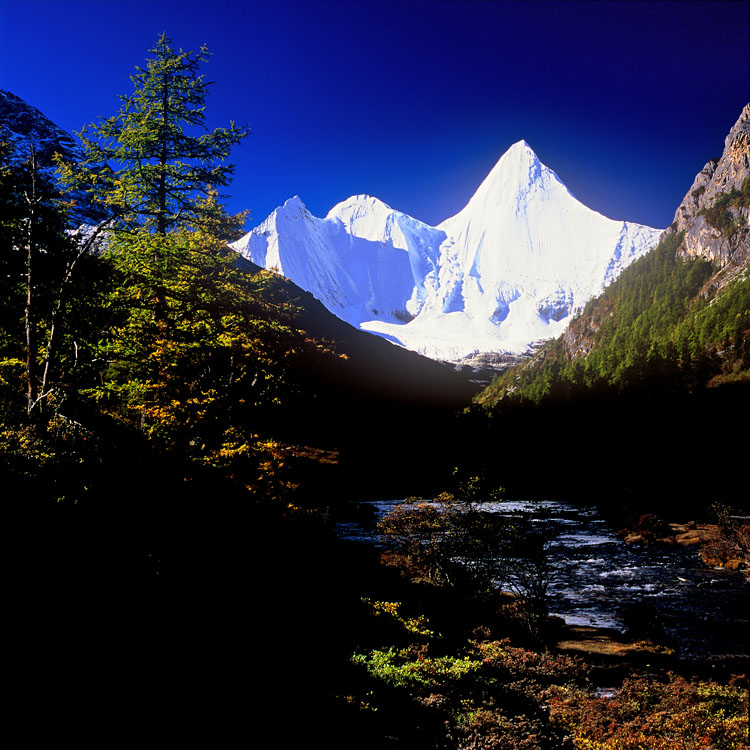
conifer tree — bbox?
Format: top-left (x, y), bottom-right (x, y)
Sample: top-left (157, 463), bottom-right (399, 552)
top-left (56, 35), bottom-right (311, 468)
top-left (59, 33), bottom-right (247, 235)
top-left (57, 33), bottom-right (251, 342)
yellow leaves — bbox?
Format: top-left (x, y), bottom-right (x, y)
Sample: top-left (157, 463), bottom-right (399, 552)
top-left (352, 646), bottom-right (481, 692)
top-left (0, 357), bottom-right (25, 387)
top-left (361, 598), bottom-right (438, 639)
top-left (214, 430), bottom-right (259, 461)
top-left (338, 691), bottom-right (378, 713)
top-left (0, 357), bottom-right (25, 369)
top-left (0, 425), bottom-right (55, 464)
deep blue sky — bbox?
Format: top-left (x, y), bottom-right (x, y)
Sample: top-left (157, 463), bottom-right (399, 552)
top-left (1, 0), bottom-right (748, 230)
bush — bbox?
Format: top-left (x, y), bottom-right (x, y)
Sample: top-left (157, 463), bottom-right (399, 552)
top-left (352, 637), bottom-right (588, 750)
top-left (550, 673), bottom-right (750, 750)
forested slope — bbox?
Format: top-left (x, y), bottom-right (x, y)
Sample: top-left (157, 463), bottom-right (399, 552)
top-left (464, 106), bottom-right (750, 511)
top-left (476, 226), bottom-right (750, 408)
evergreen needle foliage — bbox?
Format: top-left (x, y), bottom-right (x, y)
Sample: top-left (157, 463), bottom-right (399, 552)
top-left (58, 33), bottom-right (247, 235)
top-left (478, 229), bottom-right (750, 408)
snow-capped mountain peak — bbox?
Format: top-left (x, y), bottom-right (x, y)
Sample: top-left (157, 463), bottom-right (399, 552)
top-left (326, 194), bottom-right (402, 242)
top-left (276, 195), bottom-right (309, 217)
top-left (485, 138), bottom-right (545, 188)
top-left (233, 142), bottom-right (662, 362)
top-left (472, 139), bottom-right (546, 192)
top-left (440, 141), bottom-right (567, 230)
top-left (327, 194), bottom-right (393, 222)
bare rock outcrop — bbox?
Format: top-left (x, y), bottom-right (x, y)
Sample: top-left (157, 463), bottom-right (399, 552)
top-left (664, 103), bottom-right (750, 290)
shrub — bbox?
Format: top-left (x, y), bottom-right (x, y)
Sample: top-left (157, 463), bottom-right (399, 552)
top-left (550, 673), bottom-right (750, 750)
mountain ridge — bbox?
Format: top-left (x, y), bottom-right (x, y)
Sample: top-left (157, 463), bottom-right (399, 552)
top-left (668, 102), bottom-right (750, 293)
top-left (0, 89), bottom-right (104, 224)
top-left (233, 141), bottom-right (661, 363)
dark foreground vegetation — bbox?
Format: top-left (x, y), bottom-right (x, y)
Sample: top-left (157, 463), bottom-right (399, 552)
top-left (3, 36), bottom-right (747, 748)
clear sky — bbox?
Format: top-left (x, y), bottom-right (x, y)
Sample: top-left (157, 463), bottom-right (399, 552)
top-left (1, 0), bottom-right (748, 230)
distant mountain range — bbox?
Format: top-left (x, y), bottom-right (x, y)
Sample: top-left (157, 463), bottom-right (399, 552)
top-left (0, 90), bottom-right (79, 166)
top-left (232, 141), bottom-right (661, 363)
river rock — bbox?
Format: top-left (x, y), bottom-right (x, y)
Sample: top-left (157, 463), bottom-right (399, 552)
top-left (655, 536), bottom-right (677, 546)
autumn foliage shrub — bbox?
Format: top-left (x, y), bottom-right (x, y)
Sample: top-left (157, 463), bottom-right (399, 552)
top-left (352, 598), bottom-right (749, 750)
top-left (353, 631), bottom-right (589, 750)
top-left (550, 673), bottom-right (750, 750)
top-left (702, 505), bottom-right (750, 575)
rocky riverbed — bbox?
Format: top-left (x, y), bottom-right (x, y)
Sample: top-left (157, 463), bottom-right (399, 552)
top-left (337, 499), bottom-right (750, 678)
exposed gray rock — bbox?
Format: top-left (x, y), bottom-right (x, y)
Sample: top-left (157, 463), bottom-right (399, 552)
top-left (671, 159), bottom-right (719, 229)
top-left (662, 103), bottom-right (750, 291)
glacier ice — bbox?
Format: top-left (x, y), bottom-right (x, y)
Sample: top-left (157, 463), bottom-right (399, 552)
top-left (231, 141), bottom-right (662, 362)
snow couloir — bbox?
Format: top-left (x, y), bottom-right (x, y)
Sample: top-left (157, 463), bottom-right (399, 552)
top-left (231, 141), bottom-right (662, 363)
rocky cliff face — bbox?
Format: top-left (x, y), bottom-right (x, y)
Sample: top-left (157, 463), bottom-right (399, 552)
top-left (667, 103), bottom-right (750, 290)
top-left (558, 104), bottom-right (750, 362)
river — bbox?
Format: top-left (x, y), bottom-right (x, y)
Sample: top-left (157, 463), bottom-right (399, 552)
top-left (336, 499), bottom-right (749, 671)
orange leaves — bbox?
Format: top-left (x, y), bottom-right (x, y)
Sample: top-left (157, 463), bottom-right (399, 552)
top-left (550, 674), bottom-right (750, 750)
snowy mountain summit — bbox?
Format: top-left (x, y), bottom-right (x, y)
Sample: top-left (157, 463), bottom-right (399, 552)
top-left (232, 141), bottom-right (662, 362)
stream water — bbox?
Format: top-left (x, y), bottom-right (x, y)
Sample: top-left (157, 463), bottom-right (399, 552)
top-left (337, 499), bottom-right (749, 669)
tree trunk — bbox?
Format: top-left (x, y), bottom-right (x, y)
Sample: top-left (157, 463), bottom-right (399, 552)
top-left (152, 72), bottom-right (169, 325)
top-left (24, 148), bottom-right (38, 414)
top-left (38, 223), bottom-right (105, 408)
top-left (157, 71), bottom-right (168, 236)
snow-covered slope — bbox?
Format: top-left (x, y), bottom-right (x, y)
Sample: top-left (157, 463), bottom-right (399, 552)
top-left (232, 141), bottom-right (662, 361)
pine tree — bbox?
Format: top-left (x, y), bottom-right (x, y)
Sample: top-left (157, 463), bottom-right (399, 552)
top-left (57, 33), bottom-right (251, 339)
top-left (59, 33), bottom-right (247, 235)
top-left (56, 36), bottom-right (314, 466)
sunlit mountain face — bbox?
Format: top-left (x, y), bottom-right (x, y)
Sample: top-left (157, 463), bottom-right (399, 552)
top-left (233, 140), bottom-right (661, 363)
